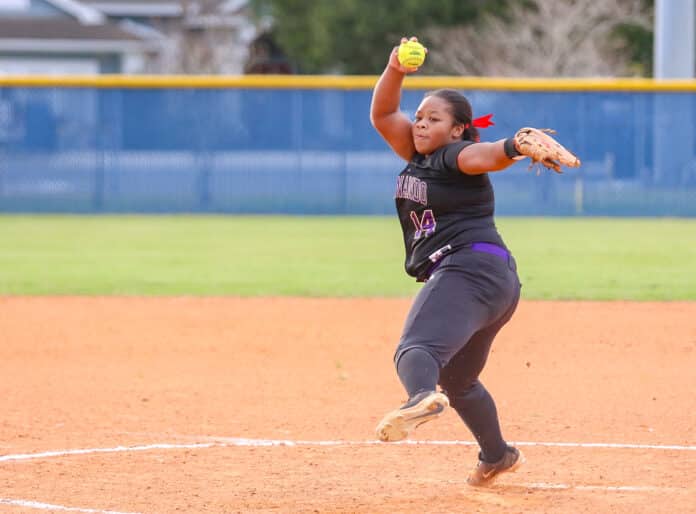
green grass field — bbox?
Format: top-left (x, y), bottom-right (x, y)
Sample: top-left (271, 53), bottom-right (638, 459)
top-left (1, 215), bottom-right (694, 300)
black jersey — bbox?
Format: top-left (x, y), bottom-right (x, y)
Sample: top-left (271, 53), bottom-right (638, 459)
top-left (394, 139), bottom-right (507, 279)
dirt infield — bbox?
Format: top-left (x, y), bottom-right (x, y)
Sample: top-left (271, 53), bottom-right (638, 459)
top-left (1, 297), bottom-right (695, 514)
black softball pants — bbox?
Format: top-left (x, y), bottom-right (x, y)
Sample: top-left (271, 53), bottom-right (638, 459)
top-left (393, 246), bottom-right (521, 463)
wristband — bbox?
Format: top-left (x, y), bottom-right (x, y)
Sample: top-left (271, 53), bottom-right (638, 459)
top-left (504, 138), bottom-right (521, 159)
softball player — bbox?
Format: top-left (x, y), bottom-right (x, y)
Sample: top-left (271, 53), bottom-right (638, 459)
top-left (370, 37), bottom-right (526, 487)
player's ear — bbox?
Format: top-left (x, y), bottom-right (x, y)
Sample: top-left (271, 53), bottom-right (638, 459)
top-left (452, 124), bottom-right (464, 139)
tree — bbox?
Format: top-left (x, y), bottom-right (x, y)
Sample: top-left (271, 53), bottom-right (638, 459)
top-left (423, 0), bottom-right (653, 77)
top-left (612, 0), bottom-right (654, 76)
top-left (247, 0), bottom-right (510, 74)
top-left (155, 0), bottom-right (257, 74)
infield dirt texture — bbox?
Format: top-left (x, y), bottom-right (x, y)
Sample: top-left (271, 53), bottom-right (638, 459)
top-left (1, 296), bottom-right (695, 513)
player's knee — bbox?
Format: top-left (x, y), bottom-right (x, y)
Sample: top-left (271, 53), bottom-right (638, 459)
top-left (439, 377), bottom-right (481, 405)
top-left (393, 344), bottom-right (443, 368)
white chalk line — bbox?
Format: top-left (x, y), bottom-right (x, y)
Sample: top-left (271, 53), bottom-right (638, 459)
top-left (1, 437), bottom-right (692, 511)
top-left (520, 483), bottom-right (685, 493)
top-left (0, 498), bottom-right (141, 514)
top-left (2, 438), bottom-right (696, 463)
top-left (0, 442), bottom-right (216, 463)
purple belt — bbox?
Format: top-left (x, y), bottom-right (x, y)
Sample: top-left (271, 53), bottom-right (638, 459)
top-left (419, 242), bottom-right (511, 282)
top-left (470, 242), bottom-right (510, 260)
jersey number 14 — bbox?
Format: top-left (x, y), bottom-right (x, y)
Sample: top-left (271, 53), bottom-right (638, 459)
top-left (410, 209), bottom-right (436, 240)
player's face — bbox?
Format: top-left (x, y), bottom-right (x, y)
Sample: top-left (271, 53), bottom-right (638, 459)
top-left (412, 96), bottom-right (464, 155)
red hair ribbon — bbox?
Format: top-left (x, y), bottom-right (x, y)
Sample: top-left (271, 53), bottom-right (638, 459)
top-left (473, 113), bottom-right (494, 128)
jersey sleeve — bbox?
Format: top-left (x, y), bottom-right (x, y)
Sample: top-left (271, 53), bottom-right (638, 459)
top-left (441, 140), bottom-right (476, 173)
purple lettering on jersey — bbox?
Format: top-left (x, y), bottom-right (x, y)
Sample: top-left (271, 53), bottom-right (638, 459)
top-left (395, 175), bottom-right (427, 205)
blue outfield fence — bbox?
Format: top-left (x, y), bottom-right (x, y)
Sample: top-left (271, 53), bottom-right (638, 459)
top-left (1, 75), bottom-right (696, 216)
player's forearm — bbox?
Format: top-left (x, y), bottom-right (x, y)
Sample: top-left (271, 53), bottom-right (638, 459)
top-left (370, 65), bottom-right (406, 125)
top-left (486, 139), bottom-right (518, 172)
top-left (457, 140), bottom-right (516, 175)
